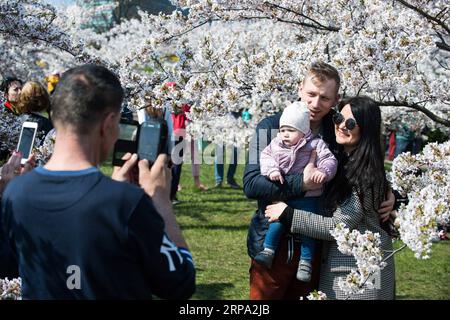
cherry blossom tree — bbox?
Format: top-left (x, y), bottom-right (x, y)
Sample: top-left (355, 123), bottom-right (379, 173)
top-left (1, 0), bottom-right (449, 299)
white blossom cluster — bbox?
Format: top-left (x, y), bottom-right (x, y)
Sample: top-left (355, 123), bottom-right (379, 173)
top-left (391, 141), bottom-right (450, 259)
top-left (0, 277), bottom-right (21, 300)
top-left (330, 223), bottom-right (387, 296)
top-left (0, 95), bottom-right (47, 161)
top-left (116, 0), bottom-right (449, 144)
top-left (2, 0), bottom-right (449, 145)
top-left (302, 290), bottom-right (327, 300)
top-left (0, 102), bottom-right (22, 159)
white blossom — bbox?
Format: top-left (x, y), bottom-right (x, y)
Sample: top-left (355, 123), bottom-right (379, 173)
top-left (330, 223), bottom-right (387, 296)
top-left (391, 141), bottom-right (450, 259)
top-left (0, 277), bottom-right (22, 300)
top-left (304, 290), bottom-right (327, 300)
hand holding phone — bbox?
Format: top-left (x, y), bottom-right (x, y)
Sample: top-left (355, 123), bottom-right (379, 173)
top-left (137, 118), bottom-right (168, 164)
top-left (17, 122), bottom-right (38, 165)
top-left (112, 152), bottom-right (139, 183)
top-left (112, 117), bottom-right (168, 167)
top-left (112, 119), bottom-right (140, 167)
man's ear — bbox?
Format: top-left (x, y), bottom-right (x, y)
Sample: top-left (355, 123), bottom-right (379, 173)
top-left (100, 112), bottom-right (117, 137)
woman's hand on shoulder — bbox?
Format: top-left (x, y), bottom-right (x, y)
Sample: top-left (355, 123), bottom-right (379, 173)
top-left (379, 189), bottom-right (395, 221)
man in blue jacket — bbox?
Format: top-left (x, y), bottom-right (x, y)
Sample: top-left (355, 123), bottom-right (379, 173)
top-left (244, 62), bottom-right (394, 299)
top-left (0, 64), bottom-right (195, 299)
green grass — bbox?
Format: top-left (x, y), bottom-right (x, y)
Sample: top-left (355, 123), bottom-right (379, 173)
top-left (173, 164), bottom-right (254, 299)
top-left (394, 241), bottom-right (450, 300)
top-left (101, 161), bottom-right (449, 300)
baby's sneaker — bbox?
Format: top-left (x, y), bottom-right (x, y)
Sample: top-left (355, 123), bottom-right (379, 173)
top-left (296, 259), bottom-right (312, 282)
top-left (254, 248), bottom-right (275, 269)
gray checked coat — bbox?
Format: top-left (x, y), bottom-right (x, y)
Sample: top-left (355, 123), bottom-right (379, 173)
top-left (291, 188), bottom-right (395, 300)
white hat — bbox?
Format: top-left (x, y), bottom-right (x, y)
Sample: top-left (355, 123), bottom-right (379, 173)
top-left (279, 101), bottom-right (310, 134)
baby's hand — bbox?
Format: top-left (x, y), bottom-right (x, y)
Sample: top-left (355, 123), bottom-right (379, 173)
top-left (311, 170), bottom-right (326, 184)
top-left (269, 171), bottom-right (284, 184)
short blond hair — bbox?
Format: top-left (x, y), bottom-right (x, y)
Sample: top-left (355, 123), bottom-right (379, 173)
top-left (303, 61), bottom-right (341, 92)
top-left (17, 81), bottom-right (50, 114)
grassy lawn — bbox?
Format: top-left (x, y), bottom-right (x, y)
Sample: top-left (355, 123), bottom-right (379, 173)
top-left (101, 161), bottom-right (449, 300)
top-left (394, 241), bottom-right (450, 300)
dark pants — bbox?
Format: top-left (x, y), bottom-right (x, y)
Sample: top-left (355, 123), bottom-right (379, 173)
top-left (170, 137), bottom-right (184, 200)
top-left (250, 236), bottom-right (322, 300)
top-left (214, 144), bottom-right (238, 184)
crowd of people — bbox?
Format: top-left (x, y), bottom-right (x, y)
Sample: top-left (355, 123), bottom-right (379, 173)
top-left (0, 61), bottom-right (430, 300)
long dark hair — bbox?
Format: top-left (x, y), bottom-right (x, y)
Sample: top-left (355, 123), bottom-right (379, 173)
top-left (324, 96), bottom-right (387, 211)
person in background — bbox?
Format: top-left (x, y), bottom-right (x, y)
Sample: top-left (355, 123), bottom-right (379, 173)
top-left (170, 102), bottom-right (189, 204)
top-left (171, 102), bottom-right (209, 200)
top-left (190, 138), bottom-right (208, 191)
top-left (17, 81), bottom-right (53, 144)
top-left (45, 70), bottom-right (61, 95)
top-left (1, 77), bottom-right (23, 115)
top-left (214, 111), bottom-right (242, 189)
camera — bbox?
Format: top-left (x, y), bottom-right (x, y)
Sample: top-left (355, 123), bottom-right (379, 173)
top-left (112, 117), bottom-right (168, 166)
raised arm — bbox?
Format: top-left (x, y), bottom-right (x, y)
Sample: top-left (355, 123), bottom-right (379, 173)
top-left (290, 191), bottom-right (364, 240)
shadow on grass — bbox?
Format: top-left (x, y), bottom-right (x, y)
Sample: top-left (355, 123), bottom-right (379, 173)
top-left (181, 224), bottom-right (249, 231)
top-left (196, 197), bottom-right (255, 204)
top-left (174, 203), bottom-right (254, 220)
top-left (174, 204), bottom-right (209, 221)
top-left (194, 283), bottom-right (235, 300)
top-left (175, 205), bottom-right (240, 221)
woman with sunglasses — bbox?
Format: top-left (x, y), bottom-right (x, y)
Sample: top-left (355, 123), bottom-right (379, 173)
top-left (265, 96), bottom-right (395, 300)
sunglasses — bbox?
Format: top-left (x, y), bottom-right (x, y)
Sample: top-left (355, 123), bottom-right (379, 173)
top-left (332, 112), bottom-right (358, 131)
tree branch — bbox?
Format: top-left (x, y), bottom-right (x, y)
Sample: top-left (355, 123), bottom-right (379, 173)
top-left (396, 0), bottom-right (450, 34)
top-left (263, 1), bottom-right (339, 32)
top-left (162, 19), bottom-right (213, 43)
top-left (378, 100), bottom-right (450, 127)
top-left (223, 7), bottom-right (338, 32)
top-left (436, 41), bottom-right (450, 52)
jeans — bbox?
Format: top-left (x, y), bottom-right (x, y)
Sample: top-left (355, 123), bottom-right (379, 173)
top-left (214, 144), bottom-right (237, 184)
top-left (264, 197), bottom-right (319, 261)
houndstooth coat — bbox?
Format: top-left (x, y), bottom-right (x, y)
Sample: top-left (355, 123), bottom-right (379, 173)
top-left (291, 188), bottom-right (395, 300)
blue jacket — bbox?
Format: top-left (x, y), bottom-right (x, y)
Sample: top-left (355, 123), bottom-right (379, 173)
top-left (243, 110), bottom-right (340, 259)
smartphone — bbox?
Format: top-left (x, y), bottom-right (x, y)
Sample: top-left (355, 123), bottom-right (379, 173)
top-left (17, 121), bottom-right (38, 165)
top-left (137, 118), bottom-right (168, 164)
top-left (112, 119), bottom-right (140, 167)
